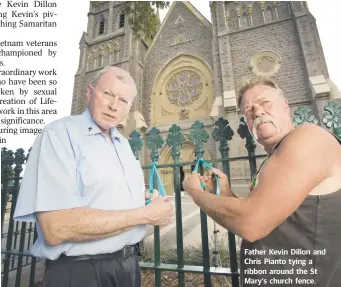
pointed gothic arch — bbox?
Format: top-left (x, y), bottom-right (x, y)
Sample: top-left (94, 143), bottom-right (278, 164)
top-left (238, 5), bottom-right (251, 28)
top-left (94, 14), bottom-right (107, 38)
top-left (158, 140), bottom-right (212, 195)
top-left (103, 44), bottom-right (111, 65)
top-left (97, 46), bottom-right (104, 67)
top-left (150, 53), bottom-right (214, 126)
top-left (251, 2), bottom-right (264, 26)
top-left (264, 6), bottom-right (274, 21)
top-left (228, 7), bottom-right (239, 31)
top-left (87, 48), bottom-right (97, 70)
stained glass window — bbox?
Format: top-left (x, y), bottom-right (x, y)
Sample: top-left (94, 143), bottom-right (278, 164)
top-left (166, 71), bottom-right (203, 106)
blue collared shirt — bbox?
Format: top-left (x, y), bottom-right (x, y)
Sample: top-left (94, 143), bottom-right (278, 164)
top-left (13, 109), bottom-right (146, 260)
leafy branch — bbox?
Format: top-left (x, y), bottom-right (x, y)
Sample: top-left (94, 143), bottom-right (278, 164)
top-left (91, 1), bottom-right (170, 40)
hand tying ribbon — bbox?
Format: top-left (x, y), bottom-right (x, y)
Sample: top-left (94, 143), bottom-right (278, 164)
top-left (145, 163), bottom-right (166, 205)
top-left (192, 158), bottom-right (220, 196)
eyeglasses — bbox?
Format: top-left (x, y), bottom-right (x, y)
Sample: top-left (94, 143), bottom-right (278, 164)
top-left (90, 85), bottom-right (132, 108)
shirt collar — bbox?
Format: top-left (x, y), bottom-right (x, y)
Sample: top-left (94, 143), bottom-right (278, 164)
top-left (81, 109), bottom-right (121, 142)
top-left (110, 126), bottom-right (121, 142)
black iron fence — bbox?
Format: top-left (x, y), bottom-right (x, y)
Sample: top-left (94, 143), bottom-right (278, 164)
top-left (1, 102), bottom-right (340, 287)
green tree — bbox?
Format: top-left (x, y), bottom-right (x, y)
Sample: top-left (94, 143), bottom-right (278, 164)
top-left (91, 1), bottom-right (170, 39)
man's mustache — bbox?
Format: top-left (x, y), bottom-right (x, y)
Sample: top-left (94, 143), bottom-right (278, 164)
top-left (252, 115), bottom-right (279, 140)
top-left (254, 115), bottom-right (276, 129)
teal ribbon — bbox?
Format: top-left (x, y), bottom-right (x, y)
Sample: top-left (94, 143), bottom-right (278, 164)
top-left (146, 163), bottom-right (167, 205)
top-left (193, 158), bottom-right (220, 196)
top-left (146, 159), bottom-right (220, 205)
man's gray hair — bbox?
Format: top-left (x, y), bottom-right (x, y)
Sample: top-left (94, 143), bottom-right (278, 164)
top-left (237, 77), bottom-right (284, 108)
top-left (91, 66), bottom-right (137, 97)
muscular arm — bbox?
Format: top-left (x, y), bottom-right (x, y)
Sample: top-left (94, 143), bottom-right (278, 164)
top-left (37, 206), bottom-right (148, 245)
top-left (224, 188), bottom-right (239, 198)
top-left (217, 187), bottom-right (239, 198)
top-left (191, 125), bottom-right (341, 242)
top-left (191, 191), bottom-right (249, 237)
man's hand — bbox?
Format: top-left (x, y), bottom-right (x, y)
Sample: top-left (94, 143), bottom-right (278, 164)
top-left (182, 172), bottom-right (203, 196)
top-left (145, 190), bottom-right (155, 203)
top-left (201, 168), bottom-right (234, 197)
top-left (145, 191), bottom-right (153, 201)
top-left (145, 195), bottom-right (173, 226)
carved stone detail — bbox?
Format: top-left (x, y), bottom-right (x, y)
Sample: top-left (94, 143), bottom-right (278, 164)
top-left (250, 50), bottom-right (282, 77)
top-left (161, 106), bottom-right (173, 116)
top-left (175, 15), bottom-right (184, 24)
top-left (178, 108), bottom-right (190, 120)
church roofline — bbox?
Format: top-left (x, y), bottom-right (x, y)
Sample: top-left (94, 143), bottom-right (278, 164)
top-left (144, 1), bottom-right (212, 62)
top-left (184, 1), bottom-right (212, 29)
top-left (79, 32), bottom-right (88, 46)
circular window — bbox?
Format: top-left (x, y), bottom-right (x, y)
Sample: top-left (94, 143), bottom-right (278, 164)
top-left (166, 70), bottom-right (203, 107)
top-left (250, 51), bottom-right (282, 77)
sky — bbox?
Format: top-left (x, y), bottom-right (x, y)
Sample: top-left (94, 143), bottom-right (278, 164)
top-left (1, 0), bottom-right (340, 155)
top-left (158, 0), bottom-right (340, 90)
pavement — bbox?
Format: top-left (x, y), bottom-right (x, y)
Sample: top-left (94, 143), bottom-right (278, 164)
top-left (144, 189), bottom-right (247, 251)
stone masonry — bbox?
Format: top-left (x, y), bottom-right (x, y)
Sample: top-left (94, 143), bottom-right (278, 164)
top-left (71, 1), bottom-right (338, 186)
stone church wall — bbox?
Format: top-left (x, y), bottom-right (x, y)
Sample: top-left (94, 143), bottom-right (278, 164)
top-left (143, 2), bottom-right (213, 126)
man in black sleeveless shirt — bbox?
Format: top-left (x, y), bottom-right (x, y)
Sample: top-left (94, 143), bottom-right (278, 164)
top-left (183, 78), bottom-right (341, 287)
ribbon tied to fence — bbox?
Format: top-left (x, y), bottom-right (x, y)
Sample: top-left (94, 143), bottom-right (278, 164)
top-left (146, 158), bottom-right (220, 205)
top-left (145, 163), bottom-right (167, 205)
top-left (193, 158), bottom-right (220, 196)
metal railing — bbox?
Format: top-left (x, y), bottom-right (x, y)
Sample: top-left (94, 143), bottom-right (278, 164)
top-left (1, 102), bottom-right (340, 287)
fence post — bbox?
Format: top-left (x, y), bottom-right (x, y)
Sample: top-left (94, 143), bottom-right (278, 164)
top-left (189, 121), bottom-right (211, 287)
top-left (212, 118), bottom-right (239, 287)
top-left (29, 228), bottom-right (38, 287)
top-left (2, 149), bottom-right (25, 287)
top-left (237, 117), bottom-right (257, 179)
top-left (1, 148), bottom-right (14, 235)
top-left (1, 148), bottom-right (14, 287)
top-left (146, 127), bottom-right (164, 287)
top-left (166, 124), bottom-right (186, 286)
top-left (13, 149), bottom-right (26, 287)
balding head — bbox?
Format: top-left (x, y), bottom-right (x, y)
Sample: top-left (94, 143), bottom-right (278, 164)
top-left (92, 66), bottom-right (137, 98)
top-left (86, 66), bottom-right (137, 135)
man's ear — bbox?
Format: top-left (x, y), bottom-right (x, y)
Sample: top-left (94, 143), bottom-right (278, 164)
top-left (284, 99), bottom-right (289, 113)
top-left (86, 85), bottom-right (92, 104)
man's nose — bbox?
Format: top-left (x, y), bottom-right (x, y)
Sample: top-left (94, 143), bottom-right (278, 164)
top-left (253, 104), bottom-right (266, 118)
top-left (109, 97), bottom-right (118, 111)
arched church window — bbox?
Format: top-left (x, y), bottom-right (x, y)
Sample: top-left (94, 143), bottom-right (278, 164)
top-left (241, 12), bottom-right (249, 28)
top-left (98, 53), bottom-right (103, 67)
top-left (119, 13), bottom-right (125, 28)
top-left (114, 49), bottom-right (120, 62)
top-left (99, 19), bottom-right (105, 35)
top-left (265, 7), bottom-right (273, 21)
